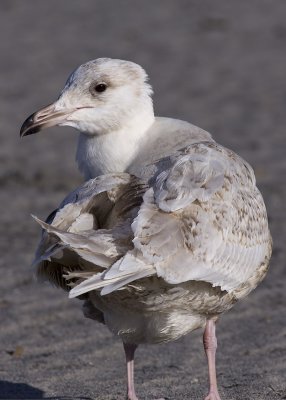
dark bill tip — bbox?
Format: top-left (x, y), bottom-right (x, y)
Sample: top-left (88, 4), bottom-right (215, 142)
top-left (20, 112), bottom-right (41, 137)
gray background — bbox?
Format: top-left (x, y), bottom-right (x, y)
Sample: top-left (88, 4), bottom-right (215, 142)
top-left (1, 1), bottom-right (285, 399)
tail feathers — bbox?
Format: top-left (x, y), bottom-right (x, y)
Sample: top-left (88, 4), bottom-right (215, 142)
top-left (32, 216), bottom-right (125, 269)
top-left (63, 270), bottom-right (95, 282)
top-left (32, 243), bottom-right (65, 268)
top-left (32, 214), bottom-right (156, 298)
top-left (69, 266), bottom-right (154, 298)
top-left (32, 216), bottom-right (98, 250)
top-left (101, 267), bottom-right (154, 295)
top-left (104, 252), bottom-right (148, 279)
top-left (72, 248), bottom-right (114, 269)
top-left (69, 257), bottom-right (155, 298)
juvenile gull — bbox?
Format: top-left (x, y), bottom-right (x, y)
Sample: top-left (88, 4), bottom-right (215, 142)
top-left (20, 58), bottom-right (272, 400)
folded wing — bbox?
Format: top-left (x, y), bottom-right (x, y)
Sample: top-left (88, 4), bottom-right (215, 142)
top-left (133, 142), bottom-right (271, 292)
top-left (34, 143), bottom-right (271, 298)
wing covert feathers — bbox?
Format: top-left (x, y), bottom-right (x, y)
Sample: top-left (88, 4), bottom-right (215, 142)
top-left (33, 143), bottom-right (272, 297)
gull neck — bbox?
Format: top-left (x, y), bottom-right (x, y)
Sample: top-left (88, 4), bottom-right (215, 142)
top-left (76, 109), bottom-right (155, 180)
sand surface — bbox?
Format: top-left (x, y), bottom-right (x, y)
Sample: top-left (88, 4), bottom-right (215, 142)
top-left (1, 1), bottom-right (285, 399)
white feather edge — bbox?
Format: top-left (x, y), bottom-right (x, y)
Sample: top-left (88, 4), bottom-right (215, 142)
top-left (31, 215), bottom-right (119, 268)
top-left (69, 262), bottom-right (155, 297)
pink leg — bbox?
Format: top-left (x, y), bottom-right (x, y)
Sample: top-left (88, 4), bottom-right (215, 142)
top-left (203, 319), bottom-right (221, 400)
top-left (123, 343), bottom-right (165, 400)
top-left (123, 342), bottom-right (139, 400)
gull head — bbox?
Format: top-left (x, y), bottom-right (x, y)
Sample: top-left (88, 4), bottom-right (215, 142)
top-left (20, 58), bottom-right (154, 137)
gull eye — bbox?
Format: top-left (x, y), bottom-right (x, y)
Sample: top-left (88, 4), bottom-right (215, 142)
top-left (90, 82), bottom-right (107, 95)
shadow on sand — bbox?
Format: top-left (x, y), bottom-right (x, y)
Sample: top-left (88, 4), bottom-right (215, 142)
top-left (0, 380), bottom-right (93, 400)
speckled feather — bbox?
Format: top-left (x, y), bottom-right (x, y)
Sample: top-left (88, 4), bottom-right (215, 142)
top-left (29, 58), bottom-right (272, 346)
top-left (34, 140), bottom-right (271, 344)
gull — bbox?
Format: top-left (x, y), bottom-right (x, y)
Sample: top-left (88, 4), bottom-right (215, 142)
top-left (20, 58), bottom-right (272, 400)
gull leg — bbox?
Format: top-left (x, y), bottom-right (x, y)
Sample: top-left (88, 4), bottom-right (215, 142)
top-left (203, 319), bottom-right (221, 400)
top-left (123, 342), bottom-right (139, 400)
top-left (123, 342), bottom-right (165, 400)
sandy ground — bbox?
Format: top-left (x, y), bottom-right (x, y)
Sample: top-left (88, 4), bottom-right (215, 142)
top-left (1, 1), bottom-right (285, 399)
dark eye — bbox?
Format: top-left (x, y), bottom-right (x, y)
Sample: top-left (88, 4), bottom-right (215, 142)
top-left (90, 83), bottom-right (107, 95)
